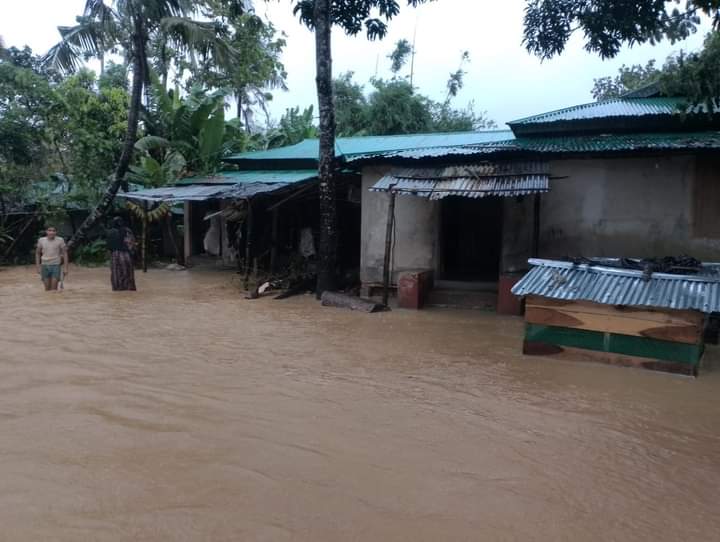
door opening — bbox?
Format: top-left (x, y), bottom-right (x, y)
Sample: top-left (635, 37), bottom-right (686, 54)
top-left (440, 196), bottom-right (502, 282)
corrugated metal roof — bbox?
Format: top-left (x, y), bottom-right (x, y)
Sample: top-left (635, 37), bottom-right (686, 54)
top-left (224, 130), bottom-right (514, 163)
top-left (176, 170), bottom-right (317, 185)
top-left (512, 259), bottom-right (720, 314)
top-left (120, 169), bottom-right (318, 202)
top-left (498, 132), bottom-right (720, 153)
top-left (509, 98), bottom-right (695, 125)
top-left (621, 82), bottom-right (662, 99)
top-left (120, 184), bottom-right (238, 202)
top-left (371, 175), bottom-right (548, 199)
top-left (120, 178), bottom-right (314, 202)
top-left (371, 163), bottom-right (549, 199)
top-left (347, 131), bottom-right (720, 162)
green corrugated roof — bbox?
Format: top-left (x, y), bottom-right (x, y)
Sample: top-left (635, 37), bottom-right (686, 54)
top-left (509, 98), bottom-right (687, 126)
top-left (224, 130), bottom-right (514, 163)
top-left (494, 131), bottom-right (720, 153)
top-left (346, 131), bottom-right (720, 162)
top-left (176, 169), bottom-right (318, 185)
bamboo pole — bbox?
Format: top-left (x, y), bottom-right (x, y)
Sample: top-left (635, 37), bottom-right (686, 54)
top-left (142, 200), bottom-right (148, 273)
top-left (243, 198), bottom-right (253, 291)
top-left (382, 189), bottom-right (397, 307)
top-left (183, 201), bottom-right (191, 267)
top-left (270, 207), bottom-right (279, 273)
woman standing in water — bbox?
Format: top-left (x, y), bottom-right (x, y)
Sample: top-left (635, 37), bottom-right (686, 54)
top-left (107, 217), bottom-right (137, 291)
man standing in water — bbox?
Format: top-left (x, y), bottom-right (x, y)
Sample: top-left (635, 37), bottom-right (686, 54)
top-left (35, 226), bottom-right (68, 291)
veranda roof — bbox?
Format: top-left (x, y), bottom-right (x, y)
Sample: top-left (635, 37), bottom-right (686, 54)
top-left (119, 170), bottom-right (318, 203)
top-left (369, 162), bottom-right (550, 199)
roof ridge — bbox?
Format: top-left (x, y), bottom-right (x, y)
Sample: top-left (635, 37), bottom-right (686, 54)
top-left (509, 96), bottom-right (683, 125)
top-left (335, 128), bottom-right (513, 142)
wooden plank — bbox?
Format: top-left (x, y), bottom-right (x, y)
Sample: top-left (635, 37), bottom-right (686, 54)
top-left (526, 296), bottom-right (704, 326)
top-left (609, 333), bottom-right (704, 365)
top-left (524, 324), bottom-right (702, 365)
top-left (523, 341), bottom-right (697, 377)
top-left (525, 323), bottom-right (605, 351)
top-left (525, 306), bottom-right (702, 344)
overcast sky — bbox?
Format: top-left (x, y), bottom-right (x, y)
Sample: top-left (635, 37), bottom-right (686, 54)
top-left (0, 0), bottom-right (711, 128)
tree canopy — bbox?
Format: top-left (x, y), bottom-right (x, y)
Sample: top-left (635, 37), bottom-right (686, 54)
top-left (523, 0), bottom-right (720, 60)
top-left (590, 31), bottom-right (720, 108)
top-left (332, 48), bottom-right (495, 137)
top-left (592, 60), bottom-right (661, 101)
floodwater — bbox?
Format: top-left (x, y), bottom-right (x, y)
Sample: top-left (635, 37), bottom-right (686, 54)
top-left (1, 266), bottom-right (720, 542)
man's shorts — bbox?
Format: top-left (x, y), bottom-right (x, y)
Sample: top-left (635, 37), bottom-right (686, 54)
top-left (41, 264), bottom-right (62, 281)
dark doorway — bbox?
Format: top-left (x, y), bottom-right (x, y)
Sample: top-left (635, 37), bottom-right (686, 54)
top-left (440, 196), bottom-right (502, 281)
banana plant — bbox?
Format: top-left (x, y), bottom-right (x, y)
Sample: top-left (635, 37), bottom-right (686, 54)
top-left (128, 137), bottom-right (186, 265)
top-left (144, 85), bottom-right (239, 176)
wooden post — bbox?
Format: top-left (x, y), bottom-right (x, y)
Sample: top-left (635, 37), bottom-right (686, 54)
top-left (244, 198), bottom-right (253, 290)
top-left (142, 200), bottom-right (148, 273)
top-left (382, 189), bottom-right (397, 307)
top-left (183, 201), bottom-right (192, 267)
top-left (270, 207), bottom-right (279, 273)
top-left (532, 193), bottom-right (541, 258)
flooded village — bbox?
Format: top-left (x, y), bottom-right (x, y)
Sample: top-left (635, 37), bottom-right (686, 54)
top-left (3, 0), bottom-right (720, 540)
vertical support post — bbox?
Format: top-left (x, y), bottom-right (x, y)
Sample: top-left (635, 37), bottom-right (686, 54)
top-left (183, 201), bottom-right (192, 267)
top-left (244, 198), bottom-right (253, 290)
top-left (219, 202), bottom-right (224, 260)
top-left (382, 189), bottom-right (397, 307)
top-left (532, 193), bottom-right (541, 258)
top-left (270, 207), bottom-right (279, 274)
top-left (142, 200), bottom-right (148, 273)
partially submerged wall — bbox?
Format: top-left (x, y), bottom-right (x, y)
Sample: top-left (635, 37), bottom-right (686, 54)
top-left (359, 154), bottom-right (720, 288)
top-left (541, 156), bottom-right (720, 261)
top-left (501, 196), bottom-right (536, 273)
top-left (361, 166), bottom-right (440, 284)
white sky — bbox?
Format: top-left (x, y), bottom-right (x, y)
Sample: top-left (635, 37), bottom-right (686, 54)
top-left (0, 0), bottom-right (712, 128)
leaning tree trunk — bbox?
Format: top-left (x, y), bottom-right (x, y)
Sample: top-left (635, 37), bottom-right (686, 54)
top-left (67, 21), bottom-right (146, 251)
top-left (313, 0), bottom-right (337, 298)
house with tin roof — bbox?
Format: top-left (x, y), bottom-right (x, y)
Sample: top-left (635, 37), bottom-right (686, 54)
top-left (125, 86), bottom-right (720, 309)
top-left (350, 88), bottom-right (720, 311)
top-left (122, 130), bottom-right (510, 273)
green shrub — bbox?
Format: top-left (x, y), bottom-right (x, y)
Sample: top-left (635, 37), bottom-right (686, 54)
top-left (73, 239), bottom-right (108, 266)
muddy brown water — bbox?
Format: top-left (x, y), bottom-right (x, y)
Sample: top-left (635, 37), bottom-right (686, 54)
top-left (1, 265), bottom-right (720, 541)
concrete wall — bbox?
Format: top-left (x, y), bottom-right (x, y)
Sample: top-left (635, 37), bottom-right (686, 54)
top-left (539, 155), bottom-right (720, 260)
top-left (501, 196), bottom-right (536, 273)
top-left (361, 166), bottom-right (440, 284)
top-left (360, 154), bottom-right (720, 286)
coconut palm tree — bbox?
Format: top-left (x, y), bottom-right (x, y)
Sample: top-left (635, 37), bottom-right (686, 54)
top-left (45, 0), bottom-right (236, 249)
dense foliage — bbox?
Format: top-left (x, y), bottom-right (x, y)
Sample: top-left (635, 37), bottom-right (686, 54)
top-left (660, 31), bottom-right (720, 109)
top-left (523, 0), bottom-right (720, 60)
top-left (591, 32), bottom-right (720, 107)
top-left (0, 1), bottom-right (287, 258)
top-left (592, 60), bottom-right (661, 101)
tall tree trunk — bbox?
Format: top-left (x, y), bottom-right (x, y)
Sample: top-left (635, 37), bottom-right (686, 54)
top-left (313, 0), bottom-right (337, 298)
top-left (67, 20), bottom-right (145, 251)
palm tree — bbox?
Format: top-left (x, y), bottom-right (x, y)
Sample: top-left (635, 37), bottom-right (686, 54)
top-left (45, 0), bottom-right (236, 250)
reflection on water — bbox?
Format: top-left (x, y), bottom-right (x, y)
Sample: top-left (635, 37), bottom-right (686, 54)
top-left (1, 265), bottom-right (719, 541)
